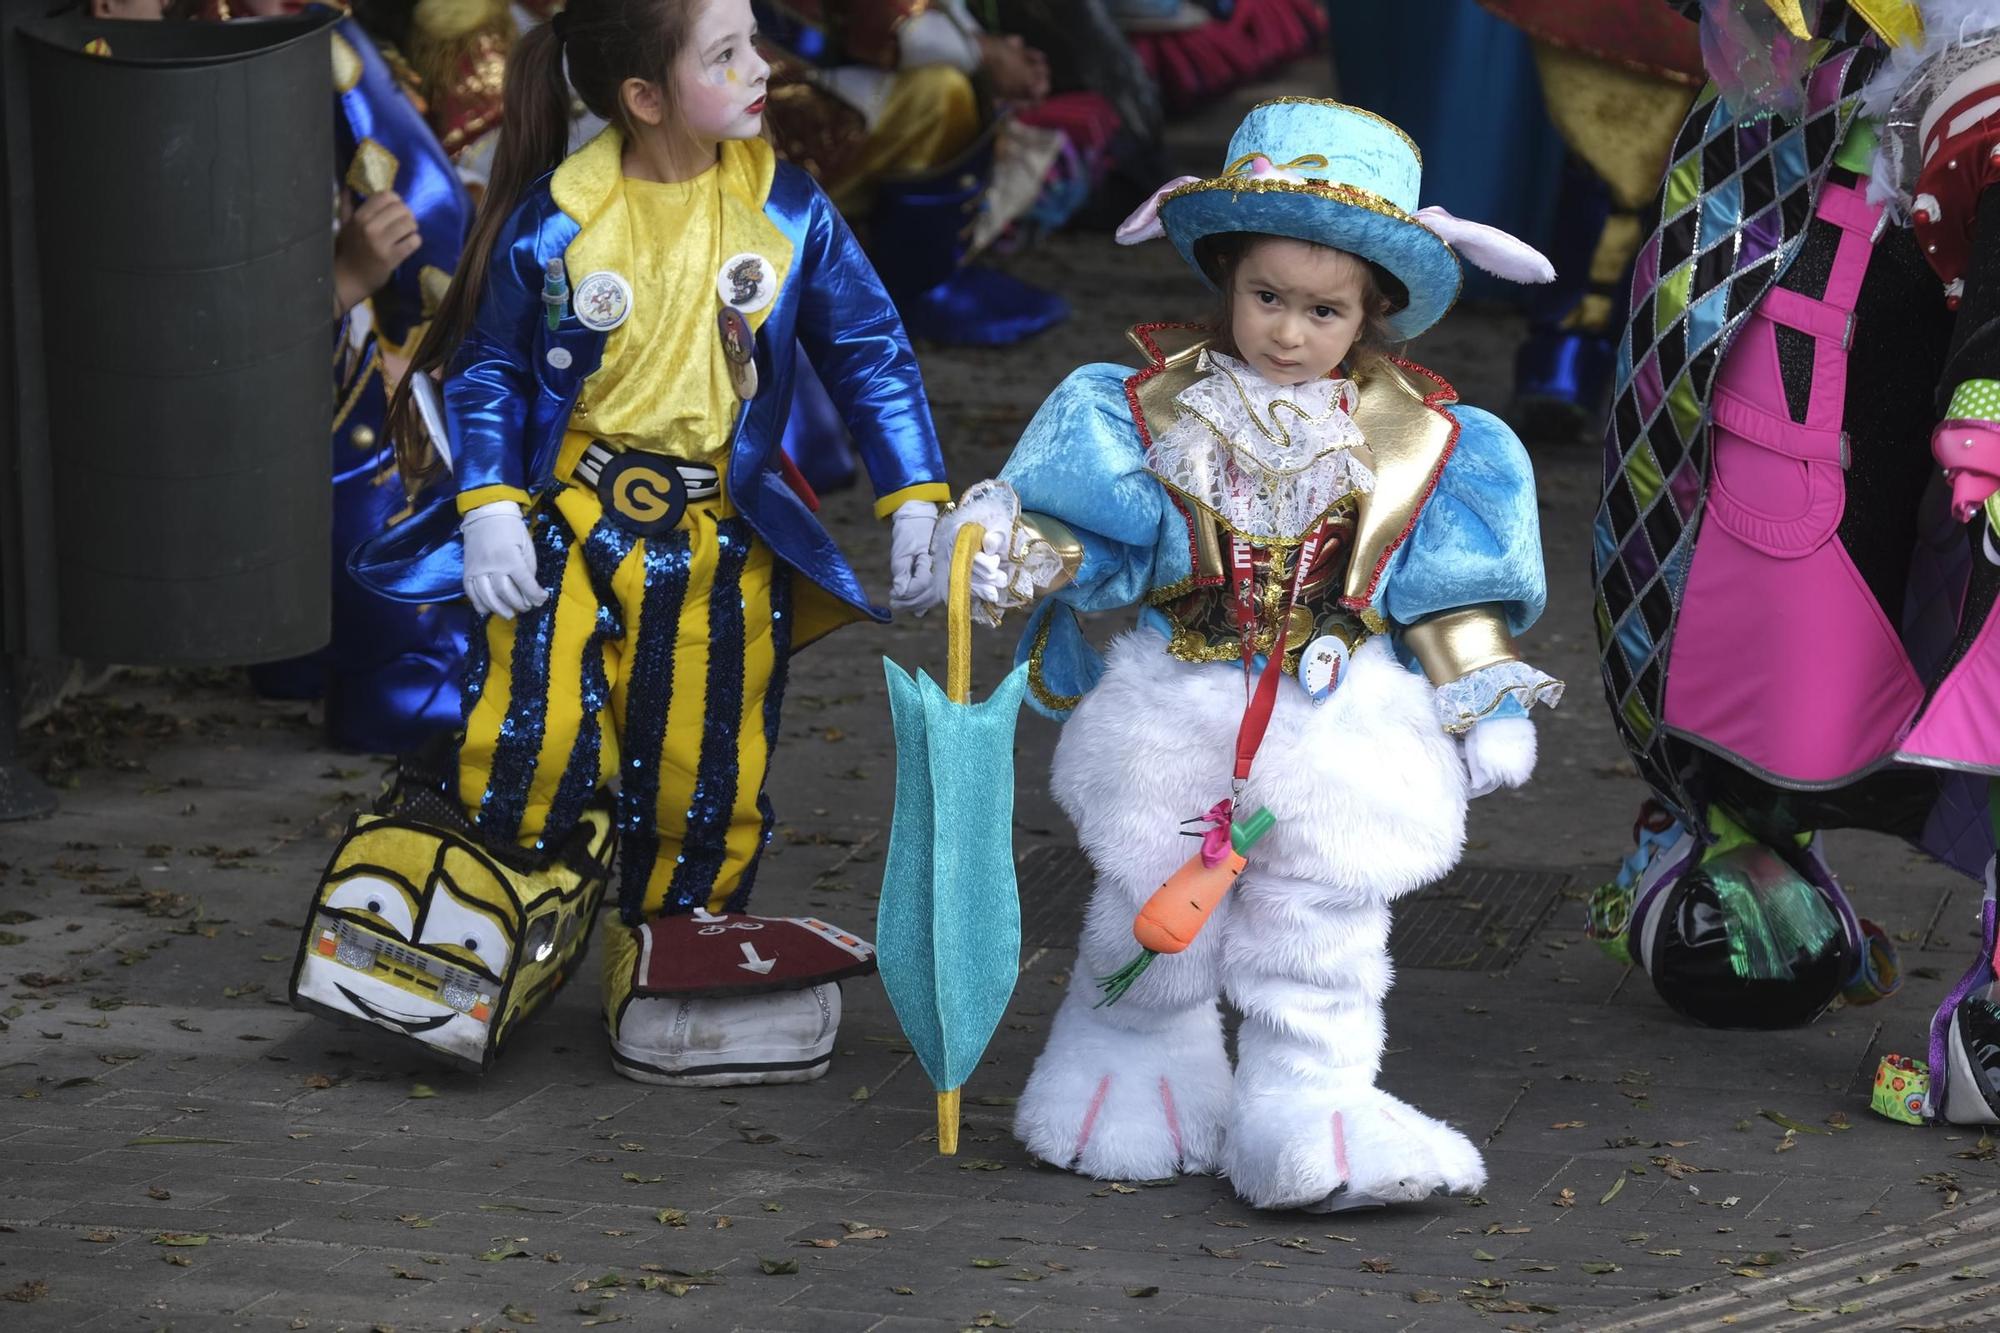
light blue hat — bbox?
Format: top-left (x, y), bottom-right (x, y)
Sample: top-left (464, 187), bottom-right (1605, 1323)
top-left (1121, 98), bottom-right (1550, 340)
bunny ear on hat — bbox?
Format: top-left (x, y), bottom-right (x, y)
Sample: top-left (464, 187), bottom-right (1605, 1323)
top-left (1125, 188), bottom-right (1557, 286)
top-left (1412, 206), bottom-right (1556, 284)
top-left (1116, 175), bottom-right (1203, 245)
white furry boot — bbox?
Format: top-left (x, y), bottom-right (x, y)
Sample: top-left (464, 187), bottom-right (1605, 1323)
top-left (1010, 820), bottom-right (1234, 1180)
top-left (1221, 875), bottom-right (1486, 1211)
top-left (1013, 957), bottom-right (1232, 1181)
top-left (1012, 638), bottom-right (1242, 1180)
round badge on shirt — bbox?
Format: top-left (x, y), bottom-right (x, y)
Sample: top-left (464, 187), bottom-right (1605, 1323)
top-left (717, 252), bottom-right (776, 314)
top-left (573, 270), bottom-right (633, 332)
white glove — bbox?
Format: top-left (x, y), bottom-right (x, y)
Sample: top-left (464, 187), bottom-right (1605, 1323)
top-left (461, 500), bottom-right (548, 620)
top-left (931, 499), bottom-right (1010, 608)
top-left (928, 479), bottom-right (1063, 626)
top-left (888, 500), bottom-right (942, 615)
top-left (1462, 716), bottom-right (1537, 799)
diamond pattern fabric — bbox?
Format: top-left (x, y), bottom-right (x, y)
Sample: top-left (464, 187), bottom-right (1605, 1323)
top-left (1592, 38), bottom-right (1879, 823)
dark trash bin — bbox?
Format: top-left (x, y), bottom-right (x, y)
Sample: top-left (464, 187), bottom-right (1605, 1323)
top-left (21, 11), bottom-right (336, 665)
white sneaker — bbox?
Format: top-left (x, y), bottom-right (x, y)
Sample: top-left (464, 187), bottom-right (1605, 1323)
top-left (610, 984), bottom-right (842, 1087)
top-left (600, 911), bottom-right (874, 1087)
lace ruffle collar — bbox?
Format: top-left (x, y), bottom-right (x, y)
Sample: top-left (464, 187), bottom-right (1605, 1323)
top-left (1147, 351), bottom-right (1373, 541)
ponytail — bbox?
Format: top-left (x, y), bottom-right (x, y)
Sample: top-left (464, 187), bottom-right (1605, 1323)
top-left (387, 0), bottom-right (703, 488)
top-left (389, 19), bottom-right (575, 486)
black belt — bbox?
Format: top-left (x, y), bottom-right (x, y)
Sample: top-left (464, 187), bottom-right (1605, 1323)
top-left (573, 441), bottom-right (720, 537)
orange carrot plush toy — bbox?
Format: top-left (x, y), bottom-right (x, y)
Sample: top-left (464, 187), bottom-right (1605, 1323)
top-left (1100, 804), bottom-right (1274, 1001)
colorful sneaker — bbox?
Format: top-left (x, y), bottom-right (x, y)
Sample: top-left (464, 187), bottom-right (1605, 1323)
top-left (1927, 858), bottom-right (2000, 1126)
top-left (1611, 805), bottom-right (1867, 1030)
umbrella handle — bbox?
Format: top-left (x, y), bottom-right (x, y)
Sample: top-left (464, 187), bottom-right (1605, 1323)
top-left (947, 522), bottom-right (986, 707)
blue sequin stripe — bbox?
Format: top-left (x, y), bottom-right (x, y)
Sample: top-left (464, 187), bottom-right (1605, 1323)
top-left (616, 530), bottom-right (694, 921)
top-left (664, 514), bottom-right (754, 914)
top-left (457, 607), bottom-right (490, 728)
top-left (474, 508), bottom-right (573, 842)
top-left (539, 519), bottom-right (639, 848)
top-left (723, 561), bottom-right (792, 914)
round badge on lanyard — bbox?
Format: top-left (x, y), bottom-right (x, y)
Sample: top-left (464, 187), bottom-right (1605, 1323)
top-left (1299, 634), bottom-right (1349, 705)
top-left (573, 270), bottom-right (633, 332)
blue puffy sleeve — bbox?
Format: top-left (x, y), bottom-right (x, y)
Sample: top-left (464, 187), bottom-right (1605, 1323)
top-left (1379, 404), bottom-right (1562, 731)
top-left (791, 173), bottom-right (949, 517)
top-left (997, 363), bottom-right (1192, 720)
top-left (443, 189), bottom-right (552, 511)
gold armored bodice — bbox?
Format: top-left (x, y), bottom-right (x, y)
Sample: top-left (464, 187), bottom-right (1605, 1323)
top-left (1149, 499), bottom-right (1371, 673)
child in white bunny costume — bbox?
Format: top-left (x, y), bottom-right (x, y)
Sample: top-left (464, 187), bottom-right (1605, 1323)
top-left (933, 99), bottom-right (1563, 1210)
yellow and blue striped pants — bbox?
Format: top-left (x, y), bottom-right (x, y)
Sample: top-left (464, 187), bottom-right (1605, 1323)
top-left (456, 479), bottom-right (790, 920)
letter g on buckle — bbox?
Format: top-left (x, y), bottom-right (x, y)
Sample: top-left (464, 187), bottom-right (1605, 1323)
top-left (597, 452), bottom-right (688, 537)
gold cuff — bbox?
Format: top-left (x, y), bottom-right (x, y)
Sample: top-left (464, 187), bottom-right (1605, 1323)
top-left (1020, 511), bottom-right (1084, 592)
top-left (1403, 604), bottom-right (1520, 686)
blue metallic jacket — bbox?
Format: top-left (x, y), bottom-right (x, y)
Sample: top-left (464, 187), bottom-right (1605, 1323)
top-left (352, 145), bottom-right (948, 623)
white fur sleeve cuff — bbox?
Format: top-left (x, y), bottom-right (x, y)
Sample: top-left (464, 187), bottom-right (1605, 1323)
top-left (1433, 660), bottom-right (1564, 735)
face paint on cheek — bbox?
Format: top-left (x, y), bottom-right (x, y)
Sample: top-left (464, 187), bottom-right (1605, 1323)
top-left (726, 67), bottom-right (739, 85)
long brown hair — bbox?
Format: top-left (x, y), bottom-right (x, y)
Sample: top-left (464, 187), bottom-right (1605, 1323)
top-left (1199, 232), bottom-right (1405, 365)
top-left (389, 0), bottom-right (703, 484)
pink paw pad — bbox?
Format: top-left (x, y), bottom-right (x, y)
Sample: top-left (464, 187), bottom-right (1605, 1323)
top-left (1159, 1077), bottom-right (1184, 1161)
top-left (1073, 1074), bottom-right (1113, 1158)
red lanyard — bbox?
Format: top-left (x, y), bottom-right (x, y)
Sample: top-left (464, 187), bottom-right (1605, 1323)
top-left (1228, 524), bottom-right (1323, 786)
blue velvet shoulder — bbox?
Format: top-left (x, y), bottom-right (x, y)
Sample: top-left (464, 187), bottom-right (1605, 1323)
top-left (999, 363), bottom-right (1192, 721)
top-left (1379, 403), bottom-right (1546, 634)
top-left (999, 362), bottom-right (1188, 612)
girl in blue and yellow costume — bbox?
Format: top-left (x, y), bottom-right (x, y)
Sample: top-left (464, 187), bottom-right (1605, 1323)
top-left (935, 100), bottom-right (1563, 1210)
top-left (345, 0), bottom-right (951, 1083)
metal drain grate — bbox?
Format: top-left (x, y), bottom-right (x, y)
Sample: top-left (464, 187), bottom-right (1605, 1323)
top-left (1389, 865), bottom-right (1574, 971)
top-left (1014, 845), bottom-right (1571, 970)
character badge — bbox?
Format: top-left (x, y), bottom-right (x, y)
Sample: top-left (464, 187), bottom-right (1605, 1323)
top-left (1299, 634), bottom-right (1350, 705)
top-left (717, 306), bottom-right (759, 400)
top-left (573, 270), bottom-right (633, 332)
top-left (717, 252), bottom-right (776, 314)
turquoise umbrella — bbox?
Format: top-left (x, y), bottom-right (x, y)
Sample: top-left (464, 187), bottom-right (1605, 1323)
top-left (878, 523), bottom-right (1028, 1154)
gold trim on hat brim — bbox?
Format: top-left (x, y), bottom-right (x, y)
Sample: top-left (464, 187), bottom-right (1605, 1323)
top-left (1161, 175), bottom-right (1416, 225)
top-left (1157, 176), bottom-right (1465, 337)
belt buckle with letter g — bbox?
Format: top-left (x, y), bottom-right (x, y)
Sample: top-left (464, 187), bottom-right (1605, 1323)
top-left (596, 451), bottom-right (688, 537)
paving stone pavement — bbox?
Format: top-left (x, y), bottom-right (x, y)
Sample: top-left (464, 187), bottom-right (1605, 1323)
top-left (5, 58), bottom-right (2000, 1333)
